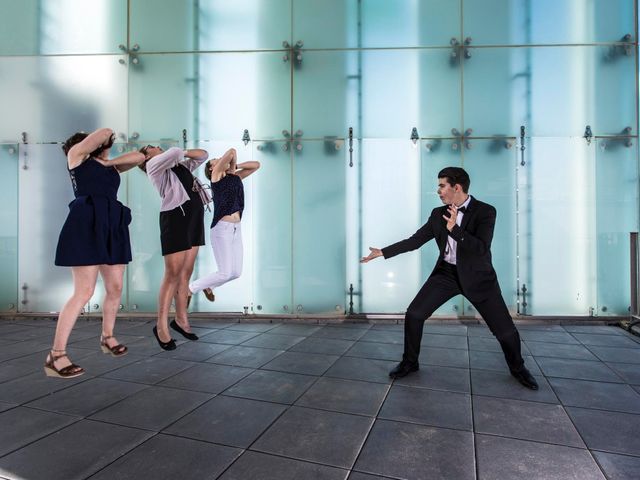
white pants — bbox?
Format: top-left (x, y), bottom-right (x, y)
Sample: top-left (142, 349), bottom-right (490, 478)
top-left (189, 221), bottom-right (243, 293)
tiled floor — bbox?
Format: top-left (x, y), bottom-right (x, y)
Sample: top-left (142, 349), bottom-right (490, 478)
top-left (1, 317), bottom-right (640, 479)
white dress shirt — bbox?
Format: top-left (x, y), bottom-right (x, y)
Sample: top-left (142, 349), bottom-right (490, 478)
top-left (443, 195), bottom-right (471, 265)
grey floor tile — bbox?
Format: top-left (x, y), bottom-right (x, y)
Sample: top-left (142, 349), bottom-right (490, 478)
top-left (470, 350), bottom-right (541, 376)
top-left (219, 451), bottom-right (348, 480)
top-left (164, 395), bottom-right (286, 448)
top-left (261, 351), bottom-right (339, 376)
top-left (88, 434), bottom-right (241, 480)
top-left (519, 330), bottom-right (581, 344)
top-left (67, 351), bottom-right (145, 376)
top-left (421, 345), bottom-right (470, 368)
top-left (207, 345), bottom-right (285, 368)
top-left (592, 451), bottom-right (640, 480)
top-left (355, 419), bottom-right (475, 480)
top-left (198, 329), bottom-right (261, 345)
top-left (159, 363), bottom-right (253, 394)
top-left (26, 377), bottom-right (148, 416)
top-left (241, 333), bottom-right (306, 350)
top-left (0, 401), bottom-right (15, 413)
top-left (473, 396), bottom-right (584, 447)
top-left (421, 333), bottom-right (468, 350)
top-left (268, 324), bottom-right (322, 336)
top-left (345, 342), bottom-right (404, 362)
top-left (469, 336), bottom-right (531, 355)
top-left (289, 337), bottom-right (355, 355)
top-left (537, 356), bottom-right (624, 383)
top-left (567, 407), bottom-right (640, 456)
top-left (224, 369), bottom-right (317, 404)
top-left (588, 346), bottom-right (640, 364)
top-left (563, 325), bottom-right (627, 335)
top-left (295, 377), bottom-right (389, 416)
top-left (518, 324), bottom-right (567, 332)
top-left (90, 385), bottom-right (212, 431)
top-left (324, 357), bottom-right (395, 384)
top-left (0, 406), bottom-right (78, 457)
top-left (572, 333), bottom-right (640, 348)
top-left (358, 330), bottom-right (404, 344)
top-left (549, 378), bottom-right (640, 414)
top-left (466, 326), bottom-right (494, 337)
top-left (160, 341), bottom-right (231, 362)
top-left (2, 325), bottom-right (59, 341)
top-left (348, 473), bottom-right (390, 480)
top-left (0, 360), bottom-right (39, 383)
top-left (423, 324), bottom-right (469, 336)
top-left (395, 365), bottom-right (471, 393)
top-left (311, 327), bottom-right (368, 341)
top-left (0, 370), bottom-right (90, 405)
top-left (0, 339), bottom-right (52, 363)
top-left (225, 322), bottom-right (281, 333)
top-left (7, 348), bottom-right (94, 370)
top-left (476, 434), bottom-right (605, 480)
top-left (102, 357), bottom-right (196, 385)
top-left (0, 419), bottom-right (152, 480)
top-left (526, 341), bottom-right (599, 360)
top-left (606, 362), bottom-right (640, 385)
top-left (253, 406), bottom-right (373, 469)
top-left (470, 369), bottom-right (558, 403)
top-left (379, 385), bottom-right (472, 431)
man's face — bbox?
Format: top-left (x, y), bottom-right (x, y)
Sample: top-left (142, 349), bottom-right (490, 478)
top-left (437, 177), bottom-right (457, 205)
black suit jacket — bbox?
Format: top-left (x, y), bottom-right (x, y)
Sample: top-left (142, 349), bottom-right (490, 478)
top-left (381, 196), bottom-right (501, 303)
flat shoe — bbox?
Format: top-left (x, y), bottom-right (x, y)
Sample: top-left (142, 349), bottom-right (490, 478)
top-left (170, 320), bottom-right (199, 341)
top-left (153, 326), bottom-right (177, 351)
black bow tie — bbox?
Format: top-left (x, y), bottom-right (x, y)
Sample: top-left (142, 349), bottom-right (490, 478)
top-left (457, 206), bottom-right (467, 214)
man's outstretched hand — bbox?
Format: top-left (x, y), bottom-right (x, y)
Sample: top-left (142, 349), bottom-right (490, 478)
top-left (360, 247), bottom-right (383, 263)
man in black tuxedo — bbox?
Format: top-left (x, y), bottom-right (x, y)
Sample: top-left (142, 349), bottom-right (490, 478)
top-left (361, 167), bottom-right (538, 390)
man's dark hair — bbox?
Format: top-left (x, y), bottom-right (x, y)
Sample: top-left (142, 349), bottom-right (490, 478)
top-left (438, 167), bottom-right (470, 193)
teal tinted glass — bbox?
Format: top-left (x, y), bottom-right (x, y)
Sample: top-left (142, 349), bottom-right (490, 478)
top-left (0, 56), bottom-right (128, 144)
top-left (130, 0), bottom-right (197, 52)
top-left (0, 0), bottom-right (126, 55)
top-left (128, 54), bottom-right (196, 142)
top-left (518, 137), bottom-right (597, 315)
top-left (198, 52), bottom-right (291, 141)
top-left (0, 145), bottom-right (18, 311)
top-left (252, 141), bottom-right (292, 313)
top-left (464, 0), bottom-right (635, 45)
top-left (292, 140), bottom-right (346, 314)
top-left (595, 138), bottom-right (639, 315)
top-left (464, 46), bottom-right (637, 138)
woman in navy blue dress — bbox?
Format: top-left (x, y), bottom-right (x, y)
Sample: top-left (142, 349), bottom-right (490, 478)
top-left (45, 128), bottom-right (145, 378)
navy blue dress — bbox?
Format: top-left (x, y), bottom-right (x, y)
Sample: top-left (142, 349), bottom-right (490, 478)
top-left (55, 157), bottom-right (132, 266)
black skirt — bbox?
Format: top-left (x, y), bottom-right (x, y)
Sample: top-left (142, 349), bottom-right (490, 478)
top-left (159, 199), bottom-right (205, 256)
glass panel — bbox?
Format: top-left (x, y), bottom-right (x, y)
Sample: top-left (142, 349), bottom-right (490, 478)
top-left (0, 0), bottom-right (127, 55)
top-left (595, 137), bottom-right (639, 315)
top-left (198, 0), bottom-right (291, 51)
top-left (198, 52), bottom-right (291, 141)
top-left (252, 140), bottom-right (292, 313)
top-left (127, 141), bottom-right (179, 312)
top-left (464, 0), bottom-right (635, 46)
top-left (130, 0), bottom-right (197, 53)
top-left (18, 144), bottom-right (78, 313)
top-left (463, 139), bottom-right (518, 313)
top-left (292, 140), bottom-right (346, 314)
top-left (518, 137), bottom-right (597, 315)
top-left (464, 46), bottom-right (636, 138)
top-left (128, 54), bottom-right (196, 142)
top-left (420, 138), bottom-right (464, 316)
top-left (360, 140), bottom-right (421, 313)
top-left (0, 145), bottom-right (18, 311)
top-left (293, 0), bottom-right (458, 49)
top-left (295, 49), bottom-right (459, 139)
top-left (189, 141), bottom-right (253, 313)
top-left (0, 55), bottom-right (128, 144)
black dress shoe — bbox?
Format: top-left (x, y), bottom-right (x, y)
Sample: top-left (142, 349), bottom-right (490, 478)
top-left (389, 361), bottom-right (419, 379)
top-left (511, 367), bottom-right (539, 390)
top-left (170, 320), bottom-right (199, 341)
top-left (153, 326), bottom-right (177, 351)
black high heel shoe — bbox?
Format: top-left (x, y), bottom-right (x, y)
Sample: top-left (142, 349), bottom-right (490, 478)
top-left (153, 326), bottom-right (177, 351)
top-left (170, 320), bottom-right (199, 341)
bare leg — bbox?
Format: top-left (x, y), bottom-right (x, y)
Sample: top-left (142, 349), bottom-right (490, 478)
top-left (99, 264), bottom-right (126, 349)
top-left (174, 246), bottom-right (199, 332)
top-left (50, 265), bottom-right (100, 369)
top-left (157, 250), bottom-right (188, 342)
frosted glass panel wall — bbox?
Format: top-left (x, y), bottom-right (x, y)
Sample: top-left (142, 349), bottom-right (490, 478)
top-left (0, 145), bottom-right (18, 311)
top-left (1, 0), bottom-right (637, 316)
